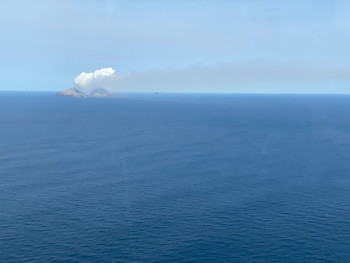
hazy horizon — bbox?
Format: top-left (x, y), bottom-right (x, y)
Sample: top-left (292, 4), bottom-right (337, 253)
top-left (2, 0), bottom-right (350, 93)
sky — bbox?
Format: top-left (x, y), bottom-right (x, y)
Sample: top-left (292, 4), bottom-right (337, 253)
top-left (1, 0), bottom-right (350, 93)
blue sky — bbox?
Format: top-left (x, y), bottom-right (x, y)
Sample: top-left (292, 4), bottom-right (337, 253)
top-left (1, 0), bottom-right (350, 93)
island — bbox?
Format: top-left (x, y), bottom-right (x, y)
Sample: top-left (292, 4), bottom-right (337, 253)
top-left (56, 88), bottom-right (112, 98)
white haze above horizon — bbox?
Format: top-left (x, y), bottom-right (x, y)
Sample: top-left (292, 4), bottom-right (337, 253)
top-left (73, 64), bottom-right (350, 94)
top-left (4, 0), bottom-right (350, 93)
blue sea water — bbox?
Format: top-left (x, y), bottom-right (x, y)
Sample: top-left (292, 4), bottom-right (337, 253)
top-left (1, 92), bottom-right (350, 262)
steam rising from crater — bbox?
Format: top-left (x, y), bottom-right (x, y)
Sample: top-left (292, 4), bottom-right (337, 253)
top-left (74, 67), bottom-right (116, 94)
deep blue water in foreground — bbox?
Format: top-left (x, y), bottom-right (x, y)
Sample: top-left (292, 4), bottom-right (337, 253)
top-left (1, 92), bottom-right (350, 262)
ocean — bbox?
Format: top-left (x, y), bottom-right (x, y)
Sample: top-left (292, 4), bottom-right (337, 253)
top-left (1, 92), bottom-right (350, 262)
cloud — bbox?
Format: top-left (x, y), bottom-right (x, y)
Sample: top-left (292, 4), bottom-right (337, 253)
top-left (74, 67), bottom-right (117, 94)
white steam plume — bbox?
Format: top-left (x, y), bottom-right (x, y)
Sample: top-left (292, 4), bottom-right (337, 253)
top-left (74, 67), bottom-right (116, 94)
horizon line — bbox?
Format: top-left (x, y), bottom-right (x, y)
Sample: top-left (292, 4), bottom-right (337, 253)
top-left (3, 90), bottom-right (350, 96)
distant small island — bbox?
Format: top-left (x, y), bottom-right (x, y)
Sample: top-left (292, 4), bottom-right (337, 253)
top-left (56, 88), bottom-right (112, 98)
